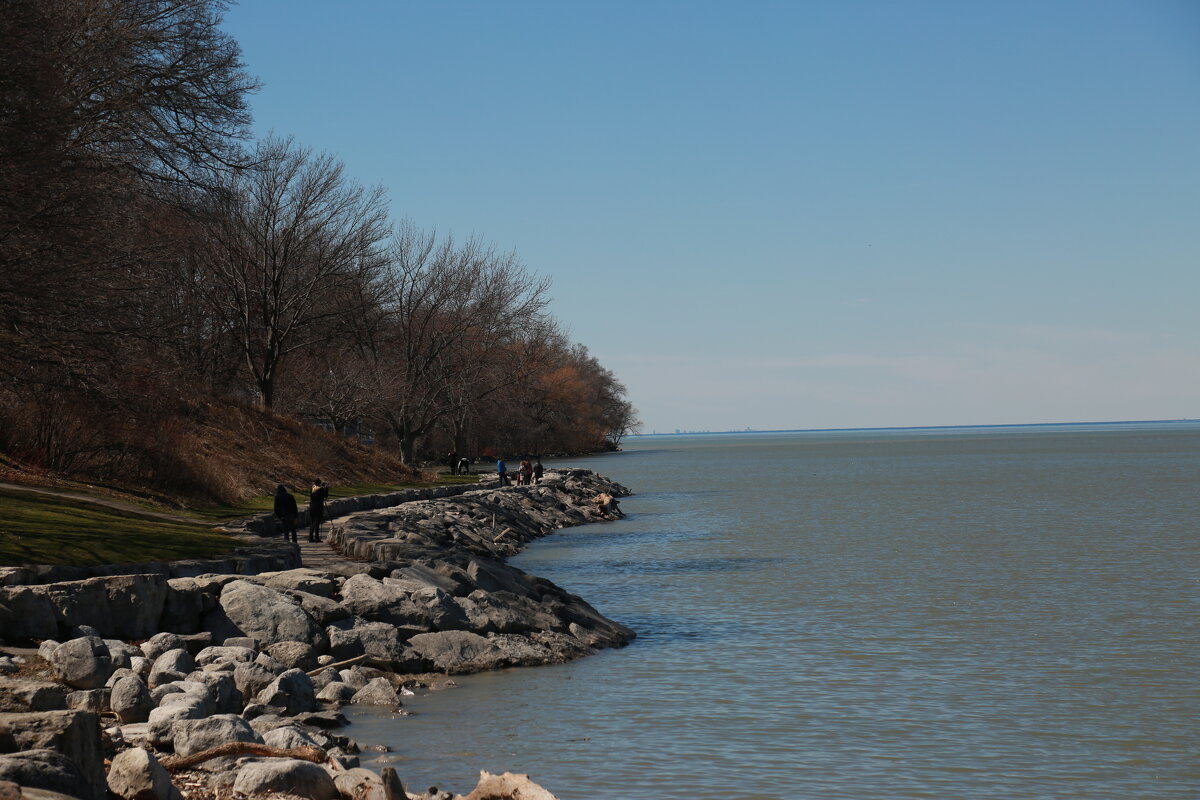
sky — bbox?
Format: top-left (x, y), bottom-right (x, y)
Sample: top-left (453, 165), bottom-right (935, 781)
top-left (222, 0), bottom-right (1200, 433)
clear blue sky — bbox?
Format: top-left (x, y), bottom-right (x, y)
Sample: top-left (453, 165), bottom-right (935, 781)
top-left (223, 0), bottom-right (1200, 433)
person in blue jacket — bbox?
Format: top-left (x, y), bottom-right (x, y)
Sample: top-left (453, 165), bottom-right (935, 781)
top-left (496, 457), bottom-right (509, 486)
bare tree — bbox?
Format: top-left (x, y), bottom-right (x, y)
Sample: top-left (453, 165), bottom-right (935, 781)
top-left (368, 223), bottom-right (551, 463)
top-left (196, 137), bottom-right (390, 408)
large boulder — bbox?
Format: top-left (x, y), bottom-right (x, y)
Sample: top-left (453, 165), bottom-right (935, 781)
top-left (106, 747), bottom-right (184, 800)
top-left (141, 633), bottom-right (185, 662)
top-left (0, 711), bottom-right (105, 800)
top-left (265, 641), bottom-right (318, 672)
top-left (43, 575), bottom-right (167, 640)
top-left (255, 669), bottom-right (316, 717)
top-left (231, 759), bottom-right (338, 800)
top-left (183, 671), bottom-right (242, 715)
top-left (0, 680), bottom-right (67, 713)
top-left (339, 575), bottom-right (468, 634)
top-left (326, 622), bottom-right (423, 671)
top-left (405, 631), bottom-right (506, 674)
top-left (261, 725), bottom-right (322, 750)
top-left (160, 579), bottom-right (203, 634)
top-left (259, 569), bottom-right (340, 598)
top-left (349, 678), bottom-right (401, 707)
top-left (171, 714), bottom-right (262, 769)
top-left (147, 649), bottom-right (194, 689)
top-left (48, 637), bottom-right (112, 690)
top-left (0, 749), bottom-right (99, 800)
top-left (110, 676), bottom-right (153, 724)
top-left (194, 645), bottom-right (256, 667)
top-left (232, 662), bottom-right (277, 704)
top-left (0, 586), bottom-right (59, 642)
top-left (146, 693), bottom-right (208, 749)
top-left (202, 581), bottom-right (327, 650)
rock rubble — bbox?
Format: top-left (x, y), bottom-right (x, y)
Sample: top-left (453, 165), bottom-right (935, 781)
top-left (0, 468), bottom-right (631, 800)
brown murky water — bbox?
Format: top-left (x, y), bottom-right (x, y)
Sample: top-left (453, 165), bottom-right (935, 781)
top-left (350, 423), bottom-right (1200, 799)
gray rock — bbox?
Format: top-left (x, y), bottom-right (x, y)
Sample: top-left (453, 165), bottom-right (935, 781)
top-left (232, 759), bottom-right (338, 800)
top-left (203, 581), bottom-right (327, 650)
top-left (105, 668), bottom-right (137, 689)
top-left (255, 669), bottom-right (316, 717)
top-left (171, 714), bottom-right (262, 769)
top-left (37, 639), bottom-right (61, 661)
top-left (43, 575), bottom-right (168, 640)
top-left (161, 579), bottom-right (203, 635)
top-left (221, 636), bottom-right (258, 650)
top-left (254, 652), bottom-right (286, 674)
top-left (261, 725), bottom-right (322, 750)
top-left (194, 645), bottom-right (256, 667)
top-left (233, 661), bottom-right (277, 704)
top-left (338, 668), bottom-right (369, 691)
top-left (146, 697), bottom-right (206, 749)
top-left (266, 641), bottom-right (319, 672)
top-left (391, 562), bottom-right (473, 595)
top-left (141, 633), bottom-right (186, 661)
top-left (350, 678), bottom-right (401, 707)
top-left (183, 671), bottom-right (242, 715)
top-left (309, 667), bottom-right (339, 692)
top-left (130, 656), bottom-right (150, 677)
top-left (148, 649), bottom-right (195, 689)
top-left (286, 591), bottom-right (351, 626)
top-left (154, 681), bottom-right (213, 714)
top-left (0, 749), bottom-right (98, 800)
top-left (49, 636), bottom-right (113, 690)
top-left (405, 630), bottom-right (506, 674)
top-left (111, 676), bottom-right (154, 724)
top-left (316, 655), bottom-right (335, 666)
top-left (106, 747), bottom-right (184, 800)
top-left (0, 711), bottom-right (105, 800)
top-left (65, 689), bottom-right (109, 713)
top-left (260, 569), bottom-right (340, 598)
top-left (315, 682), bottom-right (355, 705)
top-left (103, 640), bottom-right (140, 669)
top-left (0, 680), bottom-right (67, 713)
top-left (326, 621), bottom-right (425, 672)
top-left (70, 624), bottom-right (102, 639)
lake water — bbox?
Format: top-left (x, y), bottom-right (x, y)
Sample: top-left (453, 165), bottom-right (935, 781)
top-left (349, 423), bottom-right (1200, 799)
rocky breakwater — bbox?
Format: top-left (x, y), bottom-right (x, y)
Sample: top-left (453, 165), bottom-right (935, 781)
top-left (0, 468), bottom-right (633, 800)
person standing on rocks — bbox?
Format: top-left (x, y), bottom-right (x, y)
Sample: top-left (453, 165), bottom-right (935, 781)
top-left (447, 449), bottom-right (458, 475)
top-left (273, 485), bottom-right (299, 542)
top-left (520, 459), bottom-right (533, 486)
top-left (497, 457), bottom-right (509, 486)
top-left (308, 479), bottom-right (330, 542)
top-left (533, 458), bottom-right (544, 484)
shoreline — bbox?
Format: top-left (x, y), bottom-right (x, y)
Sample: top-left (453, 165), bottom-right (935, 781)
top-left (0, 468), bottom-right (633, 800)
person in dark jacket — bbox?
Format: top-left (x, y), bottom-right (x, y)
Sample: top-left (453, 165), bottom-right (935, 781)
top-left (533, 459), bottom-right (544, 484)
top-left (273, 485), bottom-right (299, 543)
top-left (308, 479), bottom-right (330, 542)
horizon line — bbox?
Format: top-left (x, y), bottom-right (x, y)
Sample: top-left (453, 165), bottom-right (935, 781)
top-left (629, 418), bottom-right (1200, 438)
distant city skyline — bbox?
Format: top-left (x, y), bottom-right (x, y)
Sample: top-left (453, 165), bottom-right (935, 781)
top-left (224, 1), bottom-right (1200, 433)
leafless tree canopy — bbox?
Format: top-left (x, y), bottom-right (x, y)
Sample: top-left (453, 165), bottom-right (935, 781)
top-left (0, 1), bottom-right (638, 491)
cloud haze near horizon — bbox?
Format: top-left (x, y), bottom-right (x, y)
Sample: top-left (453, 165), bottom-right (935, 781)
top-left (224, 1), bottom-right (1200, 433)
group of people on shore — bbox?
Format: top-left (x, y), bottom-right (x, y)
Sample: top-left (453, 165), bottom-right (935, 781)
top-left (272, 480), bottom-right (329, 543)
top-left (496, 457), bottom-right (543, 486)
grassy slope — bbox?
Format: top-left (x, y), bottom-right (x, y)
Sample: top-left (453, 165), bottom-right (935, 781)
top-left (0, 474), bottom-right (483, 567)
top-left (0, 486), bottom-right (233, 566)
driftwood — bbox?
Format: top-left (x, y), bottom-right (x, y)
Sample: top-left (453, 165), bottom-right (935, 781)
top-left (306, 653), bottom-right (370, 676)
top-left (160, 743), bottom-right (327, 772)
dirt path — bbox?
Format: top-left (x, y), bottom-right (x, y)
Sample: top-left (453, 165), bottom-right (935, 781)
top-left (0, 481), bottom-right (205, 525)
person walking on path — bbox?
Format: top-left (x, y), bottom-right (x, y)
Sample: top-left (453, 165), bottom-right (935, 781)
top-left (308, 479), bottom-right (330, 542)
top-left (533, 458), bottom-right (544, 484)
top-left (273, 485), bottom-right (299, 543)
top-left (497, 457), bottom-right (509, 486)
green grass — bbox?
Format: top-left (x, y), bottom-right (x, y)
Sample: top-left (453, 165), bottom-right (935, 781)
top-left (182, 474), bottom-right (482, 523)
top-left (0, 487), bottom-right (238, 567)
